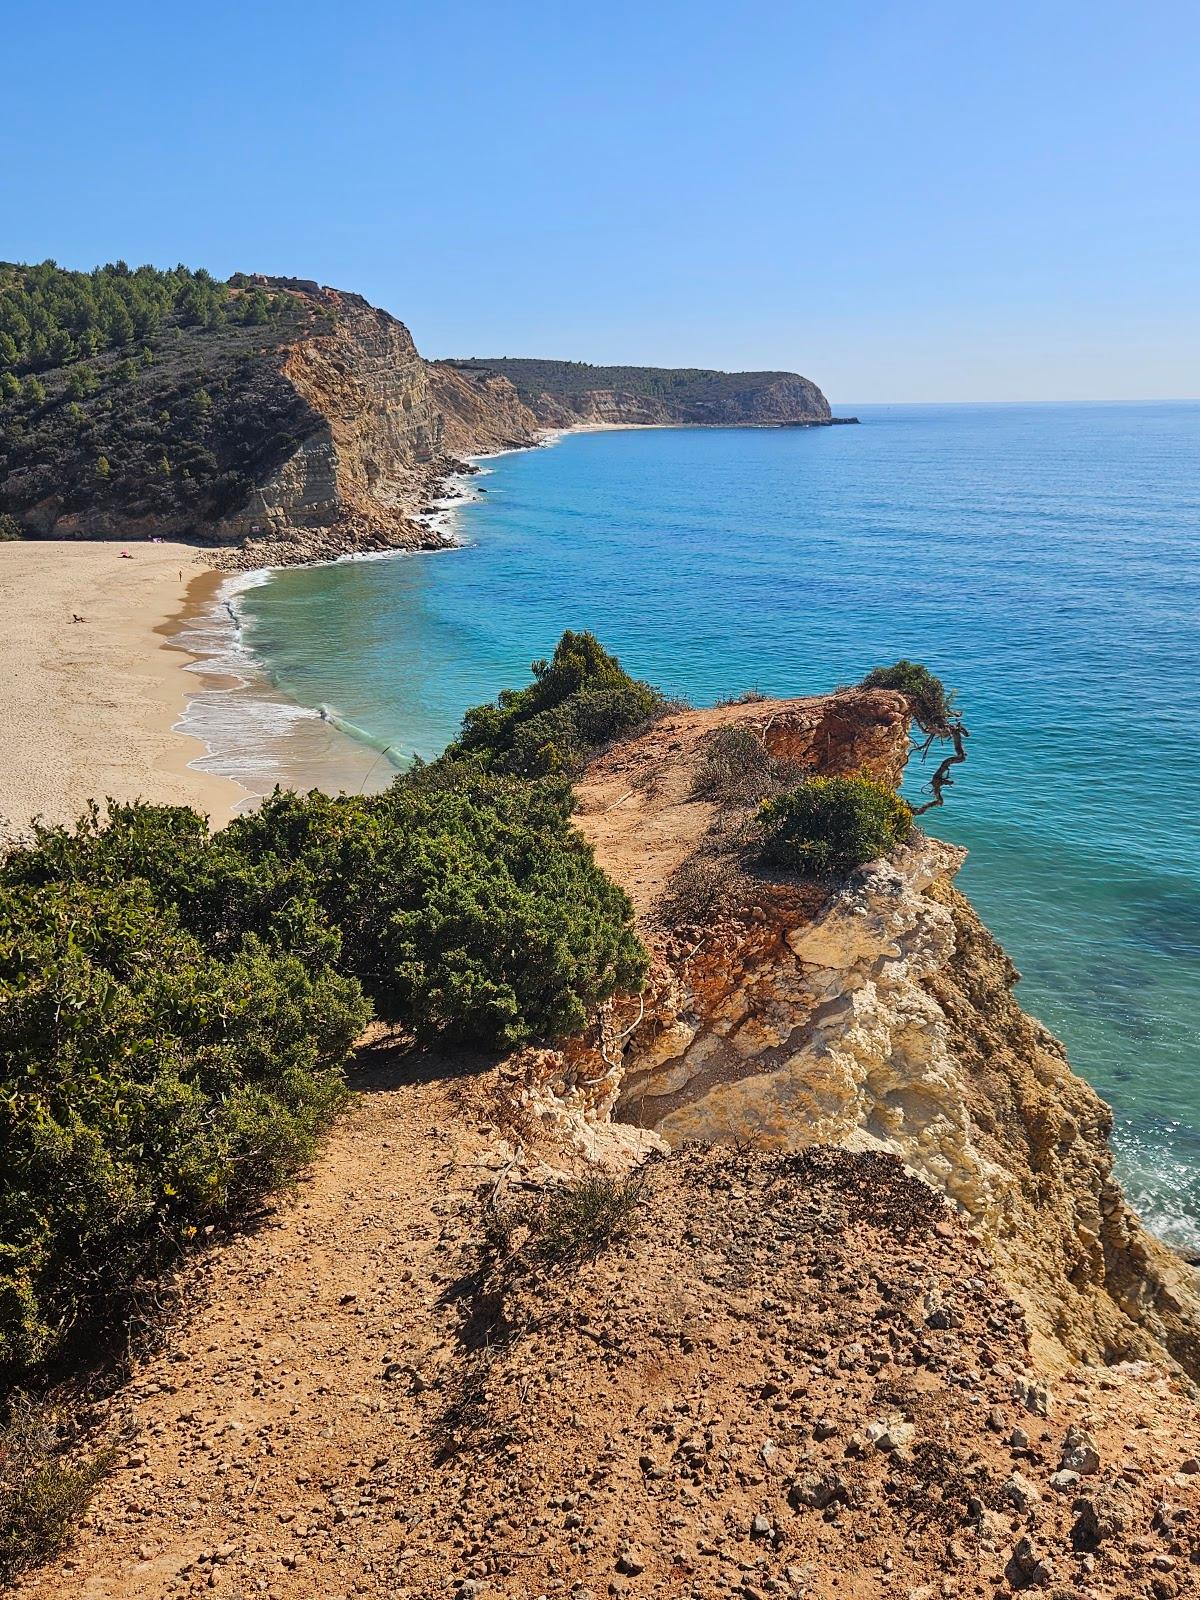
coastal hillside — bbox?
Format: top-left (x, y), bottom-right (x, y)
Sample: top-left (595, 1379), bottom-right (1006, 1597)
top-left (0, 264), bottom-right (541, 567)
top-left (10, 661), bottom-right (1200, 1600)
top-left (0, 263), bottom-right (842, 569)
top-left (438, 356), bottom-right (841, 427)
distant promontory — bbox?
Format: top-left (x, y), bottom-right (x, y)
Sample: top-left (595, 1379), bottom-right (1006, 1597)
top-left (437, 356), bottom-right (854, 429)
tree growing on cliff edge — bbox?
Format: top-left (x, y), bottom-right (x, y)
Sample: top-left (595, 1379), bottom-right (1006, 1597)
top-left (449, 629), bottom-right (664, 776)
top-left (859, 660), bottom-right (969, 814)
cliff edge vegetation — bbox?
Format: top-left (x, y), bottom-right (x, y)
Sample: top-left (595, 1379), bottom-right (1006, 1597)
top-left (5, 640), bottom-right (1199, 1599)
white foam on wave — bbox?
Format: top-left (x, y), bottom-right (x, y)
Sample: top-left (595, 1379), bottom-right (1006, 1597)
top-left (172, 571), bottom-right (327, 791)
top-left (1113, 1122), bottom-right (1200, 1257)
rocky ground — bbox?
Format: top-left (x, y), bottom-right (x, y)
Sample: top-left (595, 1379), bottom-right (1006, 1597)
top-left (18, 1044), bottom-right (1200, 1600)
top-left (16, 693), bottom-right (1200, 1599)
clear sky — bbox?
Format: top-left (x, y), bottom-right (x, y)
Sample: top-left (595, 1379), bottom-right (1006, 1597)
top-left (5, 0), bottom-right (1197, 401)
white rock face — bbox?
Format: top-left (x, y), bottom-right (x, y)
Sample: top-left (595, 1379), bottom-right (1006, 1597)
top-left (617, 839), bottom-right (1016, 1228)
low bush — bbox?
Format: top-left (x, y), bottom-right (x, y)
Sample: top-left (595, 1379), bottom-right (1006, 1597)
top-left (759, 775), bottom-right (912, 877)
top-left (450, 630), bottom-right (663, 775)
top-left (534, 1174), bottom-right (646, 1265)
top-left (0, 1399), bottom-right (115, 1582)
top-left (224, 773), bottom-right (648, 1048)
top-left (0, 871), bottom-right (365, 1379)
top-left (489, 1173), bottom-right (647, 1274)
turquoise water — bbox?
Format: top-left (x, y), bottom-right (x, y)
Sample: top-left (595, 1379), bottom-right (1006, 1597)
top-left (231, 405), bottom-right (1200, 1248)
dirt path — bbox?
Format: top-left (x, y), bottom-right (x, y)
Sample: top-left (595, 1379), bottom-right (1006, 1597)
top-left (18, 1048), bottom-right (494, 1600)
top-left (17, 1041), bottom-right (1200, 1600)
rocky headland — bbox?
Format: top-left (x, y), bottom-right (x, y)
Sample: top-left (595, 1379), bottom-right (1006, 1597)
top-left (0, 266), bottom-right (847, 571)
top-left (18, 688), bottom-right (1200, 1600)
top-left (435, 357), bottom-right (853, 430)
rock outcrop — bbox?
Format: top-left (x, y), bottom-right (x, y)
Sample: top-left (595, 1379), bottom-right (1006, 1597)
top-left (507, 691), bottom-right (1200, 1381)
top-left (212, 283), bottom-right (542, 569)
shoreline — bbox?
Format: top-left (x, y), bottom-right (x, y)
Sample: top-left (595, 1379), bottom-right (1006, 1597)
top-left (0, 420), bottom-right (835, 835)
top-left (0, 541), bottom-right (247, 842)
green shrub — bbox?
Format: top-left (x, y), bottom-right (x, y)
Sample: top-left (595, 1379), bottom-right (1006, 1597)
top-left (759, 775), bottom-right (912, 877)
top-left (691, 725), bottom-right (772, 803)
top-left (534, 1175), bottom-right (645, 1265)
top-left (0, 514), bottom-right (23, 540)
top-left (0, 829), bottom-right (368, 1379)
top-left (859, 660), bottom-right (955, 735)
top-left (0, 1398), bottom-right (114, 1582)
top-left (224, 773), bottom-right (648, 1048)
top-left (451, 630), bottom-right (663, 775)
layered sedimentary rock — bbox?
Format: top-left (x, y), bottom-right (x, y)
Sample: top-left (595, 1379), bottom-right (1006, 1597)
top-left (437, 357), bottom-right (838, 428)
top-left (511, 691), bottom-right (1200, 1379)
top-left (214, 282), bottom-right (538, 568)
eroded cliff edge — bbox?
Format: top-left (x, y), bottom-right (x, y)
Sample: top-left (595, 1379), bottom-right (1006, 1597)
top-left (512, 690), bottom-right (1200, 1382)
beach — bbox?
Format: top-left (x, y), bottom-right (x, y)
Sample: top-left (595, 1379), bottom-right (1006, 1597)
top-left (0, 540), bottom-right (245, 841)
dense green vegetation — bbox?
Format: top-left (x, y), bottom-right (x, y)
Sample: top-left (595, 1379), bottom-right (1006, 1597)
top-left (0, 262), bottom-right (290, 377)
top-left (445, 357), bottom-right (808, 409)
top-left (859, 659), bottom-right (956, 736)
top-left (0, 818), bottom-right (368, 1379)
top-left (221, 775), bottom-right (647, 1048)
top-left (0, 641), bottom-right (652, 1388)
top-left (0, 261), bottom-right (315, 535)
top-left (448, 629), bottom-right (664, 775)
top-left (759, 775), bottom-right (913, 876)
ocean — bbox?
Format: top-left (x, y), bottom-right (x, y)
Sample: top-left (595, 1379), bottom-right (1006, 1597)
top-left (178, 402), bottom-right (1200, 1250)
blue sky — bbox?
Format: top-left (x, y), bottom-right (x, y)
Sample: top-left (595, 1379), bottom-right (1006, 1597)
top-left (5, 0), bottom-right (1197, 401)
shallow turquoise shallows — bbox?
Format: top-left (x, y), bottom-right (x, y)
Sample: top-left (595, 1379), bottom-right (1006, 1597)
top-left (235, 403), bottom-right (1200, 1249)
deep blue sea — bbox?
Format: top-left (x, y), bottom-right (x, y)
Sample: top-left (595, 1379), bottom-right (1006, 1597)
top-left (192, 404), bottom-right (1200, 1248)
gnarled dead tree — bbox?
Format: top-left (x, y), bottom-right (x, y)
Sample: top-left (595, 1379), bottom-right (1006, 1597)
top-left (910, 717), bottom-right (969, 815)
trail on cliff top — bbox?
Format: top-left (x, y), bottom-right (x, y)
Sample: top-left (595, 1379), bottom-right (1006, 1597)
top-left (17, 1045), bottom-right (1200, 1600)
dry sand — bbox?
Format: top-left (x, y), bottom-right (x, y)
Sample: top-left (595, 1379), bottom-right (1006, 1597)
top-left (0, 540), bottom-right (245, 841)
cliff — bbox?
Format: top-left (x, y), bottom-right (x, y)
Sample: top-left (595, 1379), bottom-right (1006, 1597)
top-left (493, 691), bottom-right (1200, 1386)
top-left (436, 356), bottom-right (843, 428)
top-left (16, 693), bottom-right (1200, 1600)
top-left (1, 265), bottom-right (848, 568)
top-left (24, 985), bottom-right (1200, 1600)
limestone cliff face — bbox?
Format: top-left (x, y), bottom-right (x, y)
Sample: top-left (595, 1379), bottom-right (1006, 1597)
top-left (216, 284), bottom-right (458, 568)
top-left (528, 375), bottom-right (832, 428)
top-left (440, 358), bottom-right (837, 428)
top-left (424, 362), bottom-right (542, 456)
top-left (518, 693), bottom-right (1200, 1379)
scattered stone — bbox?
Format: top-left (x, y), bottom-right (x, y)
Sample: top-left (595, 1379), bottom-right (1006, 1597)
top-left (789, 1471), bottom-right (847, 1511)
top-left (1006, 1534), bottom-right (1051, 1589)
top-left (1059, 1425), bottom-right (1100, 1475)
top-left (1013, 1377), bottom-right (1051, 1417)
top-left (1003, 1472), bottom-right (1040, 1512)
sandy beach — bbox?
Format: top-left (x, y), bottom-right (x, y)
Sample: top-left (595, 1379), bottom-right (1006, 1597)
top-left (0, 540), bottom-right (245, 842)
